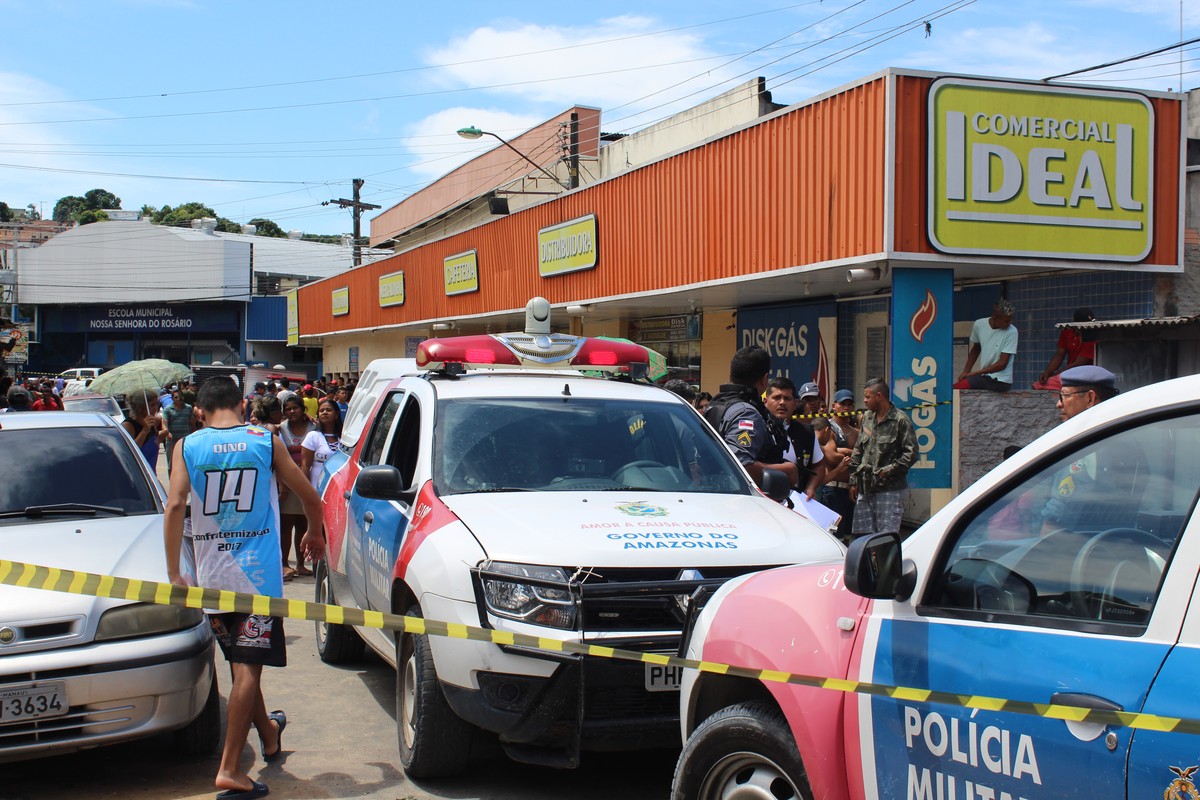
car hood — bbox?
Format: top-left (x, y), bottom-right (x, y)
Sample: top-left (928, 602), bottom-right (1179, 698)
top-left (0, 514), bottom-right (172, 624)
top-left (441, 492), bottom-right (843, 567)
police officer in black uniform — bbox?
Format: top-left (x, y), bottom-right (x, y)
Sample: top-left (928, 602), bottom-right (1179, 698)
top-left (764, 377), bottom-right (826, 499)
top-left (703, 346), bottom-right (797, 486)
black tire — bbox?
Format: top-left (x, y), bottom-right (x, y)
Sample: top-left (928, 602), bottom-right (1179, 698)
top-left (173, 672), bottom-right (220, 756)
top-left (671, 702), bottom-right (812, 800)
top-left (396, 604), bottom-right (474, 778)
top-left (314, 559), bottom-right (364, 664)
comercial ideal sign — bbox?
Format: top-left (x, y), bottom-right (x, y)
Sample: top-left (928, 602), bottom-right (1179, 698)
top-left (331, 286), bottom-right (349, 317)
top-left (890, 268), bottom-right (952, 489)
top-left (443, 250), bottom-right (478, 296)
top-left (538, 214), bottom-right (597, 277)
top-left (379, 271), bottom-right (405, 308)
top-left (928, 78), bottom-right (1154, 262)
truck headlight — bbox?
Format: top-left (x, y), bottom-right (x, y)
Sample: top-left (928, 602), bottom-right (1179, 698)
top-left (480, 562), bottom-right (576, 630)
top-left (95, 602), bottom-right (205, 642)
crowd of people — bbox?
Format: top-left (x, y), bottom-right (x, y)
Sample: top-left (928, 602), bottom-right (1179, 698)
top-left (667, 354), bottom-right (916, 543)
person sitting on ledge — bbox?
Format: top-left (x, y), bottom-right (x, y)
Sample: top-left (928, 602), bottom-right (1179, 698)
top-left (1033, 308), bottom-right (1096, 391)
top-left (954, 299), bottom-right (1018, 392)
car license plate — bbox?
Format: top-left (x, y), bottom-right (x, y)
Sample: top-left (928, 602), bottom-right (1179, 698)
top-left (645, 662), bottom-right (683, 692)
top-left (0, 682), bottom-right (68, 723)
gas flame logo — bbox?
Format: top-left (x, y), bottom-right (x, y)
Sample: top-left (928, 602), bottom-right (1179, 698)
top-left (910, 289), bottom-right (937, 343)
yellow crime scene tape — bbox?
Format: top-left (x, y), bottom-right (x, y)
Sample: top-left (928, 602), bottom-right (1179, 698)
top-left (2, 557), bottom-right (1195, 736)
top-left (791, 399), bottom-right (954, 421)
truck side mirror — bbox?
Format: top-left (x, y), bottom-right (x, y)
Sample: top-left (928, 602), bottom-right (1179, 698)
top-left (354, 464), bottom-right (407, 501)
top-left (845, 532), bottom-right (917, 601)
top-left (758, 468), bottom-right (790, 503)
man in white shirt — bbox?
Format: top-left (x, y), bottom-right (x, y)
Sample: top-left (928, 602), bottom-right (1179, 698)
top-left (955, 299), bottom-right (1018, 392)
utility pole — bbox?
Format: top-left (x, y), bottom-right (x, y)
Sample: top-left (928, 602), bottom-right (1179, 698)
top-left (323, 179), bottom-right (381, 266)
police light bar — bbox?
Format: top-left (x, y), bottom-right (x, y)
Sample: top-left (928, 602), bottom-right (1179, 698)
top-left (416, 332), bottom-right (651, 374)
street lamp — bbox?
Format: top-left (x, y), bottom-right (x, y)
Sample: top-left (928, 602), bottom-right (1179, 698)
top-left (456, 125), bottom-right (569, 190)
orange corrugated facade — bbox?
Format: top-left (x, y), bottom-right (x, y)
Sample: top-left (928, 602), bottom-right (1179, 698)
top-left (300, 78), bottom-right (890, 335)
top-left (299, 70), bottom-right (1185, 337)
top-left (891, 75), bottom-right (1182, 263)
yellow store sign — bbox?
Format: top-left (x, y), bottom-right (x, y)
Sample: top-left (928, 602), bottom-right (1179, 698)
top-left (444, 250), bottom-right (478, 296)
top-left (538, 214), bottom-right (598, 277)
top-left (331, 286), bottom-right (349, 317)
top-left (285, 290), bottom-right (299, 346)
top-left (379, 271), bottom-right (405, 308)
top-left (928, 78), bottom-right (1153, 262)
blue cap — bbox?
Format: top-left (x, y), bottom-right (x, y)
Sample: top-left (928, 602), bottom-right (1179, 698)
top-left (1060, 366), bottom-right (1117, 390)
top-left (798, 382), bottom-right (820, 399)
top-left (833, 389), bottom-right (855, 404)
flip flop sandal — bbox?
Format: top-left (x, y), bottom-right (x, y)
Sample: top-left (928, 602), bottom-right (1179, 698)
top-left (215, 780), bottom-right (269, 800)
top-left (261, 710), bottom-right (287, 762)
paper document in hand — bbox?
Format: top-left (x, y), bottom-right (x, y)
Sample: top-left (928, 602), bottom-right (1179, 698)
top-left (788, 492), bottom-right (842, 534)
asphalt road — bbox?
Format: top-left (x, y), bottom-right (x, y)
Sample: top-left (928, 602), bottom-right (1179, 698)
top-left (3, 457), bottom-right (678, 800)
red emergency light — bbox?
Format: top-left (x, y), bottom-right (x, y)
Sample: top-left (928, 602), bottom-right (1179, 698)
top-left (416, 333), bottom-right (650, 374)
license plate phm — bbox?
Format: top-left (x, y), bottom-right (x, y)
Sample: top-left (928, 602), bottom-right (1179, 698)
top-left (0, 682), bottom-right (68, 723)
top-left (645, 662), bottom-right (683, 692)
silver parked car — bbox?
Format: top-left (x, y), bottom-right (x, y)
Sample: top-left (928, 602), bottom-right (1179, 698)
top-left (0, 411), bottom-right (217, 761)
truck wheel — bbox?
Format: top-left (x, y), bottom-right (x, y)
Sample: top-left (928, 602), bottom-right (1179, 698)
top-left (396, 604), bottom-right (474, 778)
top-left (314, 559), bottom-right (364, 664)
top-left (671, 702), bottom-right (812, 800)
top-left (173, 672), bottom-right (220, 756)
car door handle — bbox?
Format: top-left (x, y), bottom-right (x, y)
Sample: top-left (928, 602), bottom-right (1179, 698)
top-left (363, 511), bottom-right (374, 534)
top-left (1051, 692), bottom-right (1123, 714)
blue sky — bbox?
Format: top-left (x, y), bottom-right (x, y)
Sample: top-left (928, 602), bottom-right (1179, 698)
top-left (0, 0), bottom-right (1194, 235)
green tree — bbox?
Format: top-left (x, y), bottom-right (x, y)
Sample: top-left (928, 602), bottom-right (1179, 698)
top-left (24, 204), bottom-right (40, 220)
top-left (248, 218), bottom-right (287, 238)
top-left (53, 196), bottom-right (87, 223)
top-left (83, 188), bottom-right (120, 210)
top-left (0, 203), bottom-right (11, 223)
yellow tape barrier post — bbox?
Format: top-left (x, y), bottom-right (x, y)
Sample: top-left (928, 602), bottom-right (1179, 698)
top-left (2, 558), bottom-right (1195, 736)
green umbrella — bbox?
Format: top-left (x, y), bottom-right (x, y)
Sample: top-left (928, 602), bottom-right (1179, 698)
top-left (592, 337), bottom-right (669, 381)
top-left (87, 358), bottom-right (192, 399)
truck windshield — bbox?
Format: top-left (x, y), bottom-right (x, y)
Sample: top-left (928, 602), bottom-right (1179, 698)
top-left (434, 397), bottom-right (751, 495)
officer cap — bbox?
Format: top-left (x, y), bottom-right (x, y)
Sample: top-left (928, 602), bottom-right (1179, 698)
top-left (1060, 366), bottom-right (1117, 391)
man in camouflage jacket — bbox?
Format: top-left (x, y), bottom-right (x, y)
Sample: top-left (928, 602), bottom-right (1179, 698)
top-left (849, 378), bottom-right (917, 537)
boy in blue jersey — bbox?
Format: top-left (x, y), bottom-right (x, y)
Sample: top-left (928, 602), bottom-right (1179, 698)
top-left (164, 377), bottom-right (325, 800)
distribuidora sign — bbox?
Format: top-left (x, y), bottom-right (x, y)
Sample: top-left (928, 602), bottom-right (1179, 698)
top-left (538, 214), bottom-right (597, 277)
top-left (928, 78), bottom-right (1153, 262)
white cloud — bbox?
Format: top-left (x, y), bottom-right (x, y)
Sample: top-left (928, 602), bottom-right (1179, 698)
top-left (401, 106), bottom-right (548, 181)
top-left (423, 16), bottom-right (744, 128)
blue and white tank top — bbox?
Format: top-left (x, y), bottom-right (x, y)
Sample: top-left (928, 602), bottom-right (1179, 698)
top-left (182, 425), bottom-right (282, 599)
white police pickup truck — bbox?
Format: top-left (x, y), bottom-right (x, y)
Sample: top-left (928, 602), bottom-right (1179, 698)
top-left (675, 374), bottom-right (1200, 800)
top-left (311, 299), bottom-right (843, 777)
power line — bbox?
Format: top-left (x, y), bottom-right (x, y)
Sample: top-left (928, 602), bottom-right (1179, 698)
top-left (1043, 36), bottom-right (1200, 82)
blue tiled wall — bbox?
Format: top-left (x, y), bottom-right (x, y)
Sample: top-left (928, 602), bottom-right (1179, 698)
top-left (837, 297), bottom-right (887, 392)
top-left (1005, 272), bottom-right (1156, 388)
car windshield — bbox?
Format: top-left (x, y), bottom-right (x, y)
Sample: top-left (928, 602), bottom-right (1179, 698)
top-left (0, 427), bottom-right (160, 521)
top-left (434, 396), bottom-right (751, 495)
top-left (64, 397), bottom-right (121, 414)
